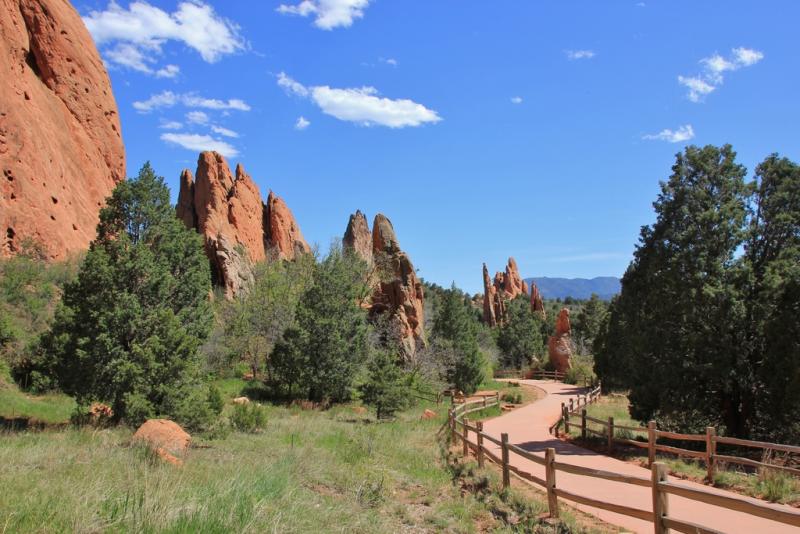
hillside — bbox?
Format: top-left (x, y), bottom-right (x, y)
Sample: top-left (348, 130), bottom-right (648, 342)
top-left (524, 277), bottom-right (620, 300)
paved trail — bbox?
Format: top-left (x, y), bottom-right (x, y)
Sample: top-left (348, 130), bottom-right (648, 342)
top-left (480, 380), bottom-right (799, 533)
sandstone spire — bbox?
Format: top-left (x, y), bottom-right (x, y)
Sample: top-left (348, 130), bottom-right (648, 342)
top-left (177, 151), bottom-right (309, 296)
top-left (530, 281), bottom-right (546, 320)
top-left (342, 210), bottom-right (373, 265)
top-left (548, 307), bottom-right (573, 373)
top-left (1, 0), bottom-right (125, 259)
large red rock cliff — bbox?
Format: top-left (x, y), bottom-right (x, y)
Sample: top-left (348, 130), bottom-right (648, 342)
top-left (1, 0), bottom-right (125, 259)
top-left (343, 211), bottom-right (425, 358)
top-left (177, 151), bottom-right (309, 296)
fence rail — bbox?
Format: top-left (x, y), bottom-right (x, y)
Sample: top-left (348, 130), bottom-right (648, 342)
top-left (556, 395), bottom-right (800, 479)
top-left (446, 395), bottom-right (800, 534)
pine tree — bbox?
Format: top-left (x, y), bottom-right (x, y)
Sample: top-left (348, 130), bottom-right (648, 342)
top-left (496, 296), bottom-right (543, 369)
top-left (359, 349), bottom-right (407, 419)
top-left (41, 163), bottom-right (213, 426)
top-left (432, 284), bottom-right (485, 394)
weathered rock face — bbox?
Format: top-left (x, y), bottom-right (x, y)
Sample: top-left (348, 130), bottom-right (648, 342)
top-left (482, 264), bottom-right (497, 327)
top-left (482, 257), bottom-right (527, 325)
top-left (177, 151), bottom-right (309, 296)
top-left (132, 419), bottom-right (191, 466)
top-left (265, 190), bottom-right (311, 261)
top-left (530, 281), bottom-right (546, 320)
top-left (1, 0), bottom-right (125, 259)
top-left (342, 210), bottom-right (373, 265)
top-left (548, 307), bottom-right (573, 373)
top-left (343, 211), bottom-right (425, 358)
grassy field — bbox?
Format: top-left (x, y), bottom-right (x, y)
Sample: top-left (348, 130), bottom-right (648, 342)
top-left (0, 379), bottom-right (613, 533)
top-left (567, 394), bottom-right (800, 505)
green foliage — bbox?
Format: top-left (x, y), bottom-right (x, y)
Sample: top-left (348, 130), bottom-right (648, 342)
top-left (431, 284), bottom-right (485, 394)
top-left (501, 392), bottom-right (522, 404)
top-left (268, 245), bottom-right (369, 402)
top-left (496, 296), bottom-right (543, 369)
top-left (572, 294), bottom-right (607, 354)
top-left (595, 146), bottom-right (800, 440)
top-left (38, 163), bottom-right (214, 427)
top-left (563, 357), bottom-right (596, 385)
top-left (229, 402), bottom-right (268, 433)
top-left (212, 257), bottom-right (313, 377)
top-left (359, 349), bottom-right (407, 419)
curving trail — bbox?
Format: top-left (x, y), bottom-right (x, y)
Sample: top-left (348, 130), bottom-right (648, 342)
top-left (480, 380), bottom-right (798, 533)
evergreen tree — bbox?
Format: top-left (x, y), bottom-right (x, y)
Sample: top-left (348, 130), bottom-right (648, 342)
top-left (595, 145), bottom-right (749, 432)
top-left (496, 296), bottom-right (543, 369)
top-left (41, 163), bottom-right (213, 426)
top-left (573, 294), bottom-right (607, 354)
top-left (269, 245), bottom-right (369, 402)
top-left (359, 349), bottom-right (407, 419)
top-left (432, 284), bottom-right (485, 394)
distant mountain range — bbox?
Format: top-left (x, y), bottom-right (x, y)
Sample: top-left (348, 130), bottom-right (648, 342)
top-left (523, 277), bottom-right (621, 301)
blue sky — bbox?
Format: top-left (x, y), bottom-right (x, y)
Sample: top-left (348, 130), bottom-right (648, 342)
top-left (77, 0), bottom-right (799, 294)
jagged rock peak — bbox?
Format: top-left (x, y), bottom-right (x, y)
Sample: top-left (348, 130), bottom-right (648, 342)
top-left (530, 281), bottom-right (546, 320)
top-left (343, 210), bottom-right (373, 264)
top-left (1, 0), bottom-right (125, 259)
top-left (177, 151), bottom-right (309, 297)
top-left (265, 190), bottom-right (311, 261)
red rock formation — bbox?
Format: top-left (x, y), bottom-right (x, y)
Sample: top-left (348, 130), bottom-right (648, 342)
top-left (265, 190), bottom-right (311, 261)
top-left (1, 0), bottom-right (125, 259)
top-left (343, 211), bottom-right (425, 358)
top-left (530, 281), bottom-right (546, 320)
top-left (548, 307), bottom-right (573, 373)
top-left (177, 151), bottom-right (310, 296)
top-left (483, 257), bottom-right (528, 325)
top-left (482, 263), bottom-right (497, 327)
top-left (372, 214), bottom-right (426, 357)
top-left (342, 210), bottom-right (373, 265)
top-left (132, 419), bottom-right (191, 466)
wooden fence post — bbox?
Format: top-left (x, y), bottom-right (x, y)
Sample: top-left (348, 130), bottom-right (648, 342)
top-left (545, 447), bottom-right (559, 518)
top-left (581, 409), bottom-right (587, 440)
top-left (648, 420), bottom-right (656, 467)
top-left (706, 426), bottom-right (716, 482)
top-left (450, 409), bottom-right (457, 442)
top-left (563, 404), bottom-right (570, 434)
top-left (463, 417), bottom-right (470, 457)
top-left (501, 433), bottom-right (510, 489)
top-left (651, 462), bottom-right (669, 534)
top-left (495, 391), bottom-right (500, 406)
top-left (569, 398), bottom-right (574, 414)
top-left (608, 417), bottom-right (614, 452)
top-left (476, 421), bottom-right (484, 468)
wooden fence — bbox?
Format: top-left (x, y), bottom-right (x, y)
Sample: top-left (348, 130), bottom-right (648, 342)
top-left (556, 395), bottom-right (800, 480)
top-left (447, 396), bottom-right (800, 534)
top-left (494, 368), bottom-right (566, 381)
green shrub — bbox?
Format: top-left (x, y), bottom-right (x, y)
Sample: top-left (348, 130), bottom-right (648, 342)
top-left (501, 393), bottom-right (522, 404)
top-left (229, 403), bottom-right (267, 433)
top-left (564, 361), bottom-right (596, 385)
top-left (755, 470), bottom-right (795, 503)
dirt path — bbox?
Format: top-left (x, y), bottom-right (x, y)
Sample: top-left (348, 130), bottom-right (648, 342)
top-left (480, 380), bottom-right (798, 533)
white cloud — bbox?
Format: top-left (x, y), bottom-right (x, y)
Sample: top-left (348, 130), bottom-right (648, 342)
top-left (295, 116), bottom-right (310, 130)
top-left (277, 72), bottom-right (309, 97)
top-left (161, 133), bottom-right (238, 157)
top-left (733, 47), bottom-right (764, 67)
top-left (566, 49), bottom-right (595, 60)
top-left (159, 120), bottom-right (183, 130)
top-left (643, 124), bottom-right (695, 143)
top-left (155, 64), bottom-right (180, 78)
top-left (133, 91), bottom-right (250, 112)
top-left (277, 73), bottom-right (440, 128)
top-left (277, 0), bottom-right (370, 30)
top-left (679, 47), bottom-right (764, 102)
top-left (380, 57), bottom-right (398, 67)
top-left (186, 110), bottom-right (209, 124)
top-left (211, 125), bottom-right (239, 138)
top-left (83, 1), bottom-right (244, 74)
top-left (510, 96), bottom-right (523, 104)
top-left (678, 76), bottom-right (716, 103)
